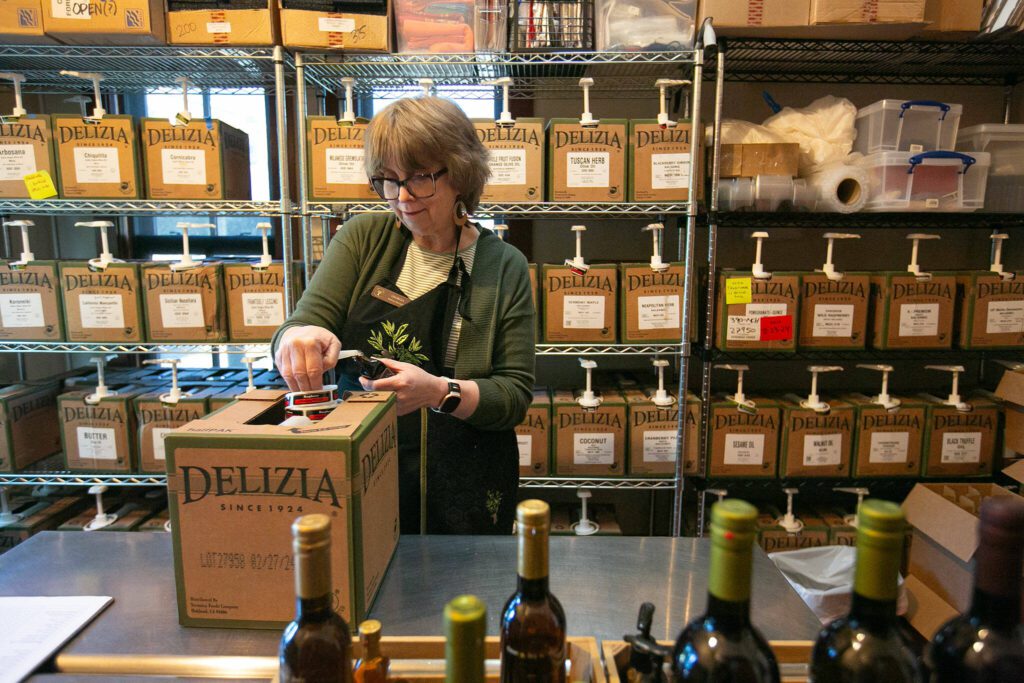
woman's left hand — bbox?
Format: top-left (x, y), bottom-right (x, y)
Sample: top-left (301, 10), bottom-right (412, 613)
top-left (360, 357), bottom-right (445, 416)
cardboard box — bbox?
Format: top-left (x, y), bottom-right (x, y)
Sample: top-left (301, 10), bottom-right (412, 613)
top-left (798, 271), bottom-right (870, 350)
top-left (919, 393), bottom-right (999, 478)
top-left (810, 0), bottom-right (925, 25)
top-left (43, 0), bottom-right (166, 43)
top-left (137, 507), bottom-right (170, 532)
top-left (59, 387), bottom-right (141, 473)
top-left (305, 117), bottom-right (374, 202)
top-left (134, 389), bottom-right (211, 474)
top-left (529, 263), bottom-right (540, 338)
top-left (52, 114), bottom-right (140, 199)
top-left (922, 0), bottom-right (983, 34)
top-left (141, 119), bottom-right (251, 200)
top-left (279, 1), bottom-right (390, 52)
top-left (629, 120), bottom-right (693, 202)
top-left (516, 389), bottom-right (551, 477)
top-left (956, 271), bottom-right (1024, 349)
top-left (165, 389), bottom-right (400, 628)
top-left (619, 262), bottom-right (685, 344)
top-left (716, 271), bottom-right (800, 353)
top-left (719, 143), bottom-right (800, 179)
top-left (758, 506), bottom-right (830, 553)
top-left (542, 264), bottom-right (618, 344)
top-left (0, 495), bottom-right (90, 553)
top-left (0, 0), bottom-right (53, 43)
top-left (141, 262), bottom-right (227, 343)
top-left (167, 2), bottom-right (278, 46)
top-left (223, 262), bottom-right (287, 342)
top-left (870, 273), bottom-right (956, 350)
top-left (624, 388), bottom-right (699, 477)
top-left (552, 389), bottom-right (627, 476)
top-left (779, 396), bottom-right (855, 478)
top-left (698, 0), bottom-right (810, 31)
top-left (707, 397), bottom-right (780, 478)
top-left (0, 261), bottom-right (64, 341)
top-left (817, 504), bottom-right (857, 546)
top-left (995, 367), bottom-right (1024, 455)
top-left (547, 120), bottom-right (628, 203)
top-left (474, 119), bottom-right (545, 203)
top-left (0, 115), bottom-right (57, 198)
top-left (847, 393), bottom-right (925, 477)
top-left (59, 262), bottom-right (145, 343)
top-left (0, 382), bottom-right (62, 472)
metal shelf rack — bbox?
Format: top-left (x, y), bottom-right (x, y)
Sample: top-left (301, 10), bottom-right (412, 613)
top-left (537, 344), bottom-right (686, 356)
top-left (0, 200), bottom-right (286, 218)
top-left (698, 345), bottom-right (1024, 363)
top-left (0, 471), bottom-right (165, 487)
top-left (520, 477), bottom-right (675, 490)
top-left (0, 342), bottom-right (271, 355)
top-left (308, 202), bottom-right (690, 218)
top-left (715, 211), bottom-right (1024, 231)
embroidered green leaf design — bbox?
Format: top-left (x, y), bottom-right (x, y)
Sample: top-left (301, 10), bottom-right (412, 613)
top-left (367, 321), bottom-right (430, 368)
top-left (409, 338), bottom-right (422, 352)
top-left (486, 490), bottom-right (503, 525)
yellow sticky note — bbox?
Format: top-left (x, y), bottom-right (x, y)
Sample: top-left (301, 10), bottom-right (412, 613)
top-left (24, 171), bottom-right (58, 200)
top-left (725, 277), bottom-right (752, 305)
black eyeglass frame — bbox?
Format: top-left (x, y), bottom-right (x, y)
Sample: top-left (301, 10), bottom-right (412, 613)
top-left (370, 167), bottom-right (449, 200)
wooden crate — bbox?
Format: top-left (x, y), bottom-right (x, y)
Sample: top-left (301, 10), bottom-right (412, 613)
top-left (602, 639), bottom-right (813, 683)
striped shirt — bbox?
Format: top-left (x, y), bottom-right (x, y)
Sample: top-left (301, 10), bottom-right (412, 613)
top-left (395, 239), bottom-right (477, 369)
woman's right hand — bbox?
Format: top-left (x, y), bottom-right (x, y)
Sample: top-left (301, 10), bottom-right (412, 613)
top-left (275, 325), bottom-right (342, 391)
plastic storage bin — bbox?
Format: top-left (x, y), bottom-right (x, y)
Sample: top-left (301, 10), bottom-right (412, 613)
top-left (957, 124), bottom-right (1024, 213)
top-left (855, 99), bottom-right (963, 155)
top-left (718, 175), bottom-right (816, 212)
top-left (857, 150), bottom-right (990, 213)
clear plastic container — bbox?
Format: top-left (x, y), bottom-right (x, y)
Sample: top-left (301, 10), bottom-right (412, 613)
top-left (957, 124), bottom-right (1024, 213)
top-left (855, 99), bottom-right (963, 155)
top-left (857, 150), bottom-right (991, 213)
top-left (718, 175), bottom-right (817, 212)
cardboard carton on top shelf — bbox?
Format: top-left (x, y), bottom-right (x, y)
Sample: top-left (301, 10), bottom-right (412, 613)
top-left (278, 0), bottom-right (390, 52)
top-left (0, 382), bottom-right (62, 472)
top-left (718, 143), bottom-right (800, 179)
top-left (0, 0), bottom-right (56, 44)
top-left (699, 0), bottom-right (926, 38)
top-left (810, 0), bottom-right (926, 25)
top-left (166, 0), bottom-right (279, 46)
top-left (0, 114), bottom-right (57, 198)
top-left (698, 0), bottom-right (811, 33)
top-left (921, 0), bottom-right (984, 35)
top-left (42, 0), bottom-right (166, 44)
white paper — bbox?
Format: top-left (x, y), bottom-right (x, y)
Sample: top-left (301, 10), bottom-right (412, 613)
top-left (869, 431), bottom-right (909, 463)
top-left (516, 434), bottom-right (532, 467)
top-left (803, 433), bottom-right (842, 467)
top-left (159, 293), bottom-right (204, 328)
top-left (73, 147), bottom-right (120, 184)
top-left (79, 293), bottom-right (125, 329)
top-left (986, 300), bottom-right (1024, 335)
top-left (643, 430), bottom-right (678, 463)
top-left (161, 149), bottom-right (206, 186)
top-left (573, 433), bottom-right (614, 464)
top-left (242, 292), bottom-right (284, 327)
top-left (152, 427), bottom-right (173, 462)
top-left (0, 293), bottom-right (44, 328)
top-left (77, 426), bottom-right (117, 461)
top-left (650, 153), bottom-right (690, 189)
top-left (488, 149), bottom-right (527, 185)
top-left (562, 295), bottom-right (605, 329)
top-left (0, 144), bottom-right (37, 181)
top-left (726, 315), bottom-right (760, 341)
top-left (724, 433), bottom-right (765, 466)
top-left (812, 304), bottom-right (854, 338)
top-left (638, 294), bottom-right (680, 330)
top-left (51, 0), bottom-right (89, 19)
top-left (0, 596), bottom-right (113, 683)
top-left (325, 148), bottom-right (366, 185)
top-left (941, 432), bottom-right (982, 464)
top-left (566, 152), bottom-right (610, 187)
top-left (898, 303), bottom-right (939, 337)
top-left (319, 17), bottom-right (355, 32)
top-left (206, 21), bottom-right (232, 33)
top-left (746, 302), bottom-right (787, 317)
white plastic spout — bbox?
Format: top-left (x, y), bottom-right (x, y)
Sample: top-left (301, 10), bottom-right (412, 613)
top-left (990, 233), bottom-right (1013, 280)
top-left (572, 489), bottom-right (600, 535)
top-left (143, 358), bottom-right (189, 405)
top-left (0, 487), bottom-right (22, 527)
top-left (253, 222), bottom-right (273, 269)
top-left (778, 488), bottom-right (804, 534)
top-left (59, 71), bottom-right (106, 119)
top-left (85, 356), bottom-right (117, 405)
top-left (707, 488), bottom-right (728, 503)
top-left (75, 221), bottom-right (120, 270)
top-left (565, 225), bottom-right (590, 275)
top-left (339, 77), bottom-right (357, 124)
top-left (0, 73), bottom-right (27, 117)
top-left (856, 364), bottom-right (901, 411)
top-left (750, 231), bottom-right (772, 280)
top-left (84, 484), bottom-right (118, 531)
top-left (818, 232), bottom-right (860, 282)
top-left (577, 358), bottom-right (602, 409)
top-left (493, 224), bottom-right (509, 242)
top-left (3, 219), bottom-right (35, 265)
top-left (835, 487), bottom-right (870, 527)
top-left (654, 78), bottom-right (689, 128)
top-left (926, 364), bottom-right (971, 412)
top-left (172, 76), bottom-right (191, 126)
top-left (651, 359), bottom-right (676, 407)
top-left (578, 78), bottom-right (599, 127)
top-left (418, 79), bottom-right (434, 97)
top-left (800, 365), bottom-right (842, 413)
top-left (643, 223), bottom-right (668, 272)
top-left (906, 233), bottom-right (940, 279)
top-left (65, 95), bottom-right (91, 117)
top-left (242, 354), bottom-right (266, 393)
top-left (171, 222), bottom-right (215, 271)
top-left (714, 364), bottom-right (757, 412)
top-left (485, 77), bottom-right (515, 127)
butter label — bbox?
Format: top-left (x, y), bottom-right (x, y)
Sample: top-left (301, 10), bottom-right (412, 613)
top-left (60, 394), bottom-right (134, 473)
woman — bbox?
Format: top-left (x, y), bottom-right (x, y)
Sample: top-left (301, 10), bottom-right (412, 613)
top-left (272, 96), bottom-right (535, 535)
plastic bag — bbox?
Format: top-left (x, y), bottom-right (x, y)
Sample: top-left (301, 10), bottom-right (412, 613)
top-left (762, 96), bottom-right (859, 174)
top-left (718, 120), bottom-right (792, 146)
top-left (769, 545), bottom-right (909, 625)
top-left (595, 0), bottom-right (696, 51)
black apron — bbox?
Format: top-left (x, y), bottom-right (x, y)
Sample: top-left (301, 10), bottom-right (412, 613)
top-left (339, 228), bottom-right (518, 535)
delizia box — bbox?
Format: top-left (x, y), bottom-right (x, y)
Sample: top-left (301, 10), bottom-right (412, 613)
top-left (0, 106), bottom-right (57, 198)
top-left (52, 112), bottom-right (141, 199)
top-left (141, 118), bottom-right (251, 200)
top-left (0, 221), bottom-right (64, 342)
top-left (516, 389), bottom-right (551, 477)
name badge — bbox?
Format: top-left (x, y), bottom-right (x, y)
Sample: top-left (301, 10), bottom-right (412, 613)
top-left (371, 285), bottom-right (410, 307)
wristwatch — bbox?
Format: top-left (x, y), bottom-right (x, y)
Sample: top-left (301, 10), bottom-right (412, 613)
top-left (433, 377), bottom-right (462, 414)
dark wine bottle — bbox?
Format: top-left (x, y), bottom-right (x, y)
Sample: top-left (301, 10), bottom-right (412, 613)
top-left (672, 499), bottom-right (780, 683)
top-left (925, 495), bottom-right (1024, 683)
top-left (809, 499), bottom-right (922, 683)
top-left (500, 499), bottom-right (567, 683)
top-left (279, 514), bottom-right (354, 683)
top-left (446, 594), bottom-right (487, 683)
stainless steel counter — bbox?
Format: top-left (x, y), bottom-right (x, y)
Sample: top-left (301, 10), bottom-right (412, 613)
top-left (0, 531), bottom-right (820, 662)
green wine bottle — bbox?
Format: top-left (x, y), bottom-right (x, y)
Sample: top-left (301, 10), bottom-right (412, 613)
top-left (446, 595), bottom-right (487, 683)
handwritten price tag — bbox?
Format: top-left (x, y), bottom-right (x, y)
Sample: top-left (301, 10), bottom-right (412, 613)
top-left (725, 277), bottom-right (752, 305)
top-left (760, 315), bottom-right (793, 342)
top-left (726, 315), bottom-right (760, 341)
top-left (23, 170), bottom-right (57, 200)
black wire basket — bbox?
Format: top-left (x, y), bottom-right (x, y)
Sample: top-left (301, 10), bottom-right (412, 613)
top-left (510, 0), bottom-right (594, 52)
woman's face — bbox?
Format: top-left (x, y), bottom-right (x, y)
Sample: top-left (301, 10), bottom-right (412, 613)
top-left (381, 163), bottom-right (459, 240)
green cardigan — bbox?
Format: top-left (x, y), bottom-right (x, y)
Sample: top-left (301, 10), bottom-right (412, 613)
top-left (271, 213), bottom-right (536, 431)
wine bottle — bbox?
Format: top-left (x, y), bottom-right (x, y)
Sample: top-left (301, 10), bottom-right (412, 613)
top-left (500, 499), bottom-right (567, 683)
top-left (279, 514), bottom-right (354, 683)
top-left (925, 495), bottom-right (1024, 683)
top-left (672, 499), bottom-right (780, 682)
top-left (446, 594), bottom-right (487, 683)
top-left (809, 499), bottom-right (922, 683)
top-left (354, 619), bottom-right (390, 683)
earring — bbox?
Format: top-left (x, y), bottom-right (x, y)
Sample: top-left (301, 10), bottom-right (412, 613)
top-left (453, 198), bottom-right (470, 228)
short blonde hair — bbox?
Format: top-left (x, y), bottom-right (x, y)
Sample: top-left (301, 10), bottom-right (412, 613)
top-left (364, 96), bottom-right (491, 212)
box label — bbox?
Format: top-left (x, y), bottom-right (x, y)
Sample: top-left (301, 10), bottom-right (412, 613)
top-left (899, 303), bottom-right (939, 337)
top-left (24, 171), bottom-right (58, 200)
top-left (650, 153), bottom-right (690, 189)
top-left (643, 430), bottom-right (678, 463)
top-left (79, 294), bottom-right (125, 329)
top-left (76, 426), bottom-right (116, 460)
top-left (563, 295), bottom-right (605, 329)
top-left (51, 0), bottom-right (88, 19)
top-left (759, 315), bottom-right (792, 341)
top-left (206, 22), bottom-right (231, 33)
top-left (153, 427), bottom-right (172, 461)
top-left (161, 149), bottom-right (207, 186)
top-left (566, 152), bottom-right (610, 187)
top-left (803, 433), bottom-right (842, 466)
top-left (748, 302), bottom-right (787, 318)
top-left (725, 277), bottom-right (752, 305)
top-left (319, 17), bottom-right (355, 32)
top-left (325, 148), bottom-right (366, 185)
top-left (724, 433), bottom-right (765, 465)
top-left (941, 432), bottom-right (982, 464)
top-left (517, 434), bottom-right (532, 467)
top-left (0, 293), bottom-right (44, 328)
top-left (986, 300), bottom-right (1024, 335)
top-left (638, 294), bottom-right (679, 330)
top-left (0, 144), bottom-right (36, 180)
top-left (160, 293), bottom-right (205, 328)
top-left (573, 433), bottom-right (614, 464)
top-left (812, 304), bottom-right (854, 337)
top-left (727, 315), bottom-right (759, 341)
top-left (73, 147), bottom-right (120, 184)
top-left (242, 292), bottom-right (284, 327)
top-left (488, 149), bottom-right (527, 185)
top-left (869, 431), bottom-right (909, 463)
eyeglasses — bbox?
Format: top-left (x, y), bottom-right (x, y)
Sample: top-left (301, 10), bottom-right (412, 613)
top-left (370, 168), bottom-right (448, 200)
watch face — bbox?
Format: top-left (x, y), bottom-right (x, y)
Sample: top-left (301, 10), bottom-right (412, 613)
top-left (440, 390), bottom-right (461, 413)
